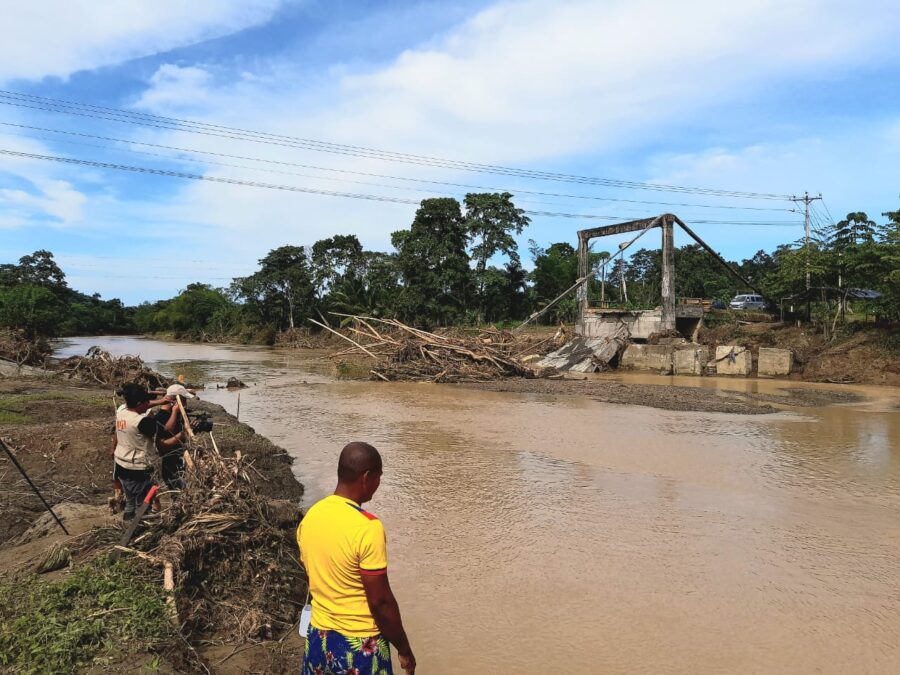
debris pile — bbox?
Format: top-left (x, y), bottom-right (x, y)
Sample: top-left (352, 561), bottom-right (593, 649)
top-left (321, 315), bottom-right (565, 382)
top-left (0, 328), bottom-right (50, 367)
top-left (225, 377), bottom-right (247, 389)
top-left (118, 439), bottom-right (304, 642)
top-left (274, 328), bottom-right (317, 349)
top-left (57, 346), bottom-right (168, 389)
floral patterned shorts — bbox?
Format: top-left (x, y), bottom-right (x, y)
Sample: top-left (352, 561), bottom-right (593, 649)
top-left (302, 625), bottom-right (393, 675)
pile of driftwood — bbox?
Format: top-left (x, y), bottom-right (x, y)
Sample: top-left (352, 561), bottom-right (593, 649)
top-left (118, 436), bottom-right (304, 643)
top-left (57, 346), bottom-right (168, 389)
top-left (314, 315), bottom-right (564, 382)
top-left (0, 328), bottom-right (50, 367)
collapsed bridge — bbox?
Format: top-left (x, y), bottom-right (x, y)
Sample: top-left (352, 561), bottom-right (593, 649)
top-left (535, 213), bottom-right (766, 372)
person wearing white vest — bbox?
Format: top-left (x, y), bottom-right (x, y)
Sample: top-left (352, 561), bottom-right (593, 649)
top-left (113, 383), bottom-right (160, 521)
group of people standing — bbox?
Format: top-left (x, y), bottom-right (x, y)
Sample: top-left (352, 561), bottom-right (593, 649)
top-left (111, 382), bottom-right (196, 520)
top-left (111, 384), bottom-right (414, 673)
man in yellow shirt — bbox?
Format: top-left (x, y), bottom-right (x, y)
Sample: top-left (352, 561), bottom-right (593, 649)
top-left (297, 442), bottom-right (415, 675)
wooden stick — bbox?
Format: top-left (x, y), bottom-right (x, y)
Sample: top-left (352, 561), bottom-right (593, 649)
top-left (113, 545), bottom-right (162, 564)
top-left (163, 560), bottom-right (179, 625)
top-left (175, 397), bottom-right (195, 440)
top-left (208, 432), bottom-right (222, 458)
top-left (0, 437), bottom-right (69, 535)
top-left (309, 319), bottom-right (379, 358)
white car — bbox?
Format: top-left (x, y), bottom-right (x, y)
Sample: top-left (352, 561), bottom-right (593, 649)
top-left (729, 294), bottom-right (766, 311)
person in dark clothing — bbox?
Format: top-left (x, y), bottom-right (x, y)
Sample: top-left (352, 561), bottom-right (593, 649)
top-left (154, 384), bottom-right (197, 491)
top-left (155, 401), bottom-right (185, 489)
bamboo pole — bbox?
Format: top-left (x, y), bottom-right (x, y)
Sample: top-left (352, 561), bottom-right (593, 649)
top-left (309, 318), bottom-right (379, 358)
top-left (175, 397), bottom-right (195, 440)
top-left (163, 560), bottom-right (179, 625)
top-left (208, 432), bottom-right (222, 458)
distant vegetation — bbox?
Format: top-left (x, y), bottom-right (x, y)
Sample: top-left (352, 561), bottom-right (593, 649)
top-left (1, 194), bottom-right (898, 343)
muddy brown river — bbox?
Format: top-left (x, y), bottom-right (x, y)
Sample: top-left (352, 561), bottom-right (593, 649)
top-left (57, 337), bottom-right (900, 673)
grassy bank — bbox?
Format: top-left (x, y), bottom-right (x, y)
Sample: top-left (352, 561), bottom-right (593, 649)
top-left (0, 556), bottom-right (176, 673)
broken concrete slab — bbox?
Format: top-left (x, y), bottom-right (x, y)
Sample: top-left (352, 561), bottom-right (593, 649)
top-left (714, 345), bottom-right (751, 376)
top-left (538, 325), bottom-right (629, 373)
top-left (758, 347), bottom-right (793, 377)
top-left (674, 346), bottom-right (709, 375)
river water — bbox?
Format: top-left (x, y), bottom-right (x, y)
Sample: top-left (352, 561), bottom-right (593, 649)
top-left (56, 336), bottom-right (900, 673)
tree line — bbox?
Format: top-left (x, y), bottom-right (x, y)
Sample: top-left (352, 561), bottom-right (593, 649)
top-left (2, 194), bottom-right (898, 342)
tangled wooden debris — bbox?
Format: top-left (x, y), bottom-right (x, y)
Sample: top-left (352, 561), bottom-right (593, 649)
top-left (0, 328), bottom-right (50, 367)
top-left (57, 346), bottom-right (169, 389)
top-left (313, 315), bottom-right (565, 382)
top-left (115, 437), bottom-right (304, 644)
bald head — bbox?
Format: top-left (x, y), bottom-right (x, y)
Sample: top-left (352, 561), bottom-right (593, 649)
top-left (338, 442), bottom-right (383, 484)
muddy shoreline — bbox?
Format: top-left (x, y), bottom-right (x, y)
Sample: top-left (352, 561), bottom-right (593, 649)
top-left (461, 376), bottom-right (863, 414)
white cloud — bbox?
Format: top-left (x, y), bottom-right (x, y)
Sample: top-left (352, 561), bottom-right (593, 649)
top-left (4, 0), bottom-right (900, 299)
top-left (134, 64), bottom-right (216, 113)
top-left (315, 0), bottom-right (895, 161)
top-left (0, 134), bottom-right (89, 225)
top-left (0, 0), bottom-right (283, 82)
top-left (0, 179), bottom-right (86, 224)
top-left (121, 0), bottom-right (900, 255)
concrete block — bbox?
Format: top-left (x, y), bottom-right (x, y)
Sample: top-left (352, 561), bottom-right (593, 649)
top-left (621, 344), bottom-right (673, 374)
top-left (620, 344), bottom-right (644, 369)
top-left (714, 345), bottom-right (751, 376)
top-left (758, 347), bottom-right (793, 377)
top-left (674, 346), bottom-right (709, 375)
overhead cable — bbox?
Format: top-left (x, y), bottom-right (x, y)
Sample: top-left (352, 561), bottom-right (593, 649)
top-left (0, 147), bottom-right (805, 227)
top-left (0, 89), bottom-right (793, 200)
top-left (0, 121), bottom-right (795, 213)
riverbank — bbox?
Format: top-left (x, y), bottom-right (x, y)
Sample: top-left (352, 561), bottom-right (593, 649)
top-left (0, 374), bottom-right (306, 673)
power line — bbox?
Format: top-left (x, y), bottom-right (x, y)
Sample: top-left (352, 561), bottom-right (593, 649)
top-left (0, 147), bottom-right (805, 226)
top-left (0, 121), bottom-right (796, 213)
top-left (820, 198), bottom-right (838, 226)
top-left (0, 89), bottom-right (793, 200)
top-left (0, 129), bottom-right (686, 214)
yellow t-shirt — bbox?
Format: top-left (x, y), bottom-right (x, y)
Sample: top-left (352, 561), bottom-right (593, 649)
top-left (297, 494), bottom-right (388, 637)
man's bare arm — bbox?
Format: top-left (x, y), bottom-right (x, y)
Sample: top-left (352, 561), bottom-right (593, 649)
top-left (163, 404), bottom-right (179, 433)
top-left (361, 572), bottom-right (415, 673)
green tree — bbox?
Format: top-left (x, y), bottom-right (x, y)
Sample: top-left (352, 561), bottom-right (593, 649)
top-left (391, 198), bottom-right (472, 326)
top-left (311, 235), bottom-right (365, 315)
top-left (464, 192), bottom-right (530, 320)
top-left (16, 250), bottom-right (68, 294)
top-left (828, 212), bottom-right (884, 290)
top-left (528, 241), bottom-right (579, 323)
top-left (674, 244), bottom-right (740, 301)
top-left (240, 246), bottom-right (315, 330)
top-left (0, 285), bottom-right (66, 339)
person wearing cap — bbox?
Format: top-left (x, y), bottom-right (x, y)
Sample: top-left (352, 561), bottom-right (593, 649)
top-left (153, 384), bottom-right (196, 490)
top-left (113, 383), bottom-right (164, 521)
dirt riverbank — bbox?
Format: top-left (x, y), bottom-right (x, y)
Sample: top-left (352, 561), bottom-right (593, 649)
top-left (0, 375), bottom-right (306, 673)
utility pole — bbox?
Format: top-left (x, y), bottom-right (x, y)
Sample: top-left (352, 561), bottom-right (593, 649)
top-left (790, 192), bottom-right (823, 290)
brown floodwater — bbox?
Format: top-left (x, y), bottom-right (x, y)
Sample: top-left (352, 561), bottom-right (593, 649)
top-left (57, 337), bottom-right (900, 673)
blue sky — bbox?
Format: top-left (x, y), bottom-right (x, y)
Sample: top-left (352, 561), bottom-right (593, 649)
top-left (1, 0), bottom-right (899, 304)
